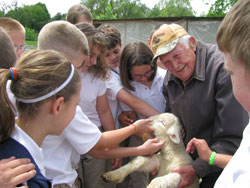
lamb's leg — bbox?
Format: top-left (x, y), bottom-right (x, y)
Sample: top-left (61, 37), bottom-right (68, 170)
top-left (147, 172), bottom-right (181, 188)
top-left (103, 155), bottom-right (159, 183)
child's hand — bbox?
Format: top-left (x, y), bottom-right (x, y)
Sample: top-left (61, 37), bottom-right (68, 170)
top-left (0, 157), bottom-right (36, 188)
top-left (118, 111), bottom-right (137, 127)
top-left (186, 138), bottom-right (212, 162)
top-left (133, 119), bottom-right (153, 136)
top-left (139, 138), bottom-right (164, 155)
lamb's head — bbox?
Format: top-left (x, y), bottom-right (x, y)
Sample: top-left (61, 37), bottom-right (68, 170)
top-left (149, 113), bottom-right (182, 144)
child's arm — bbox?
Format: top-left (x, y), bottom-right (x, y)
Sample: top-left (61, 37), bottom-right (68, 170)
top-left (186, 138), bottom-right (232, 169)
top-left (117, 88), bottom-right (160, 117)
top-left (89, 138), bottom-right (164, 158)
top-left (92, 119), bottom-right (154, 149)
top-left (96, 93), bottom-right (115, 131)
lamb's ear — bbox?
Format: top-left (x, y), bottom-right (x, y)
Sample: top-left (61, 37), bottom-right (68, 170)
top-left (167, 126), bottom-right (181, 144)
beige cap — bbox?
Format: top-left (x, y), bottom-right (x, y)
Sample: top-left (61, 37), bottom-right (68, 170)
top-left (151, 24), bottom-right (188, 60)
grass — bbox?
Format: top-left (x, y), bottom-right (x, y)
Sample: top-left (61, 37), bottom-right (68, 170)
top-left (25, 40), bottom-right (37, 49)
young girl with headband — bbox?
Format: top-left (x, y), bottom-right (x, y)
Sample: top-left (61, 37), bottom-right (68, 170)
top-left (0, 49), bottom-right (81, 187)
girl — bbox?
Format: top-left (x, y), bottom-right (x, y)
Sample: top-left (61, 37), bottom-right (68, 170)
top-left (75, 22), bottom-right (116, 188)
top-left (0, 50), bottom-right (81, 187)
top-left (119, 41), bottom-right (166, 188)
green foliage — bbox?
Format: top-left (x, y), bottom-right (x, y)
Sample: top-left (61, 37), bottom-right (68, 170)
top-left (157, 0), bottom-right (195, 17)
top-left (25, 27), bottom-right (38, 41)
top-left (207, 0), bottom-right (238, 17)
top-left (82, 0), bottom-right (150, 19)
top-left (50, 13), bottom-right (67, 21)
top-left (5, 3), bottom-right (50, 32)
top-left (81, 0), bottom-right (195, 19)
top-left (146, 5), bottom-right (161, 18)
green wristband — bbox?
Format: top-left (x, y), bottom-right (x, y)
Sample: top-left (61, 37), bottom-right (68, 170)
top-left (208, 151), bottom-right (216, 165)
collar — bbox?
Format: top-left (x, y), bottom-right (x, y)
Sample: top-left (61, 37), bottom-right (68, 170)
top-left (11, 124), bottom-right (46, 176)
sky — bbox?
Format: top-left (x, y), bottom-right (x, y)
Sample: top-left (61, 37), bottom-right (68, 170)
top-left (2, 0), bottom-right (215, 17)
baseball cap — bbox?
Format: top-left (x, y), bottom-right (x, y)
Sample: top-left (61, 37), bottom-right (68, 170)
top-left (151, 24), bottom-right (188, 60)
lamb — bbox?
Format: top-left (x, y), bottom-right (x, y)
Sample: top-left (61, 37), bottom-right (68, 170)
top-left (102, 113), bottom-right (199, 188)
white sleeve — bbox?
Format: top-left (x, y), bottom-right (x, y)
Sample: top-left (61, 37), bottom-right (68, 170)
top-left (106, 71), bottom-right (123, 100)
top-left (63, 105), bottom-right (102, 154)
top-left (119, 100), bottom-right (133, 112)
top-left (98, 79), bottom-right (107, 97)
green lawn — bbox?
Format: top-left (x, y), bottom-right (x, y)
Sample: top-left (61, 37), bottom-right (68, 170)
top-left (26, 40), bottom-right (37, 49)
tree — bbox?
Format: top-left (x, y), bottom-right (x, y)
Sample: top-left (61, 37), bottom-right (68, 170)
top-left (50, 13), bottom-right (67, 21)
top-left (81, 0), bottom-right (150, 19)
top-left (207, 0), bottom-right (238, 17)
top-left (156, 0), bottom-right (195, 17)
top-left (146, 5), bottom-right (161, 18)
top-left (5, 3), bottom-right (50, 32)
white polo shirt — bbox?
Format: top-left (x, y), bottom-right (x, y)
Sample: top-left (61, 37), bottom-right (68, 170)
top-left (12, 125), bottom-right (46, 176)
top-left (106, 68), bottom-right (123, 129)
top-left (78, 72), bottom-right (107, 127)
top-left (42, 106), bottom-right (101, 186)
top-left (214, 120), bottom-right (250, 188)
top-left (120, 71), bottom-right (166, 119)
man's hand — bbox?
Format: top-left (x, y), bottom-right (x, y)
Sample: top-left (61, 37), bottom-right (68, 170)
top-left (172, 165), bottom-right (197, 188)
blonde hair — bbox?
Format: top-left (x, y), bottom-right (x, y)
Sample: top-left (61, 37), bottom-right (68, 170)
top-left (0, 49), bottom-right (80, 142)
top-left (0, 27), bottom-right (17, 68)
top-left (0, 17), bottom-right (25, 34)
top-left (76, 22), bottom-right (109, 80)
top-left (67, 4), bottom-right (92, 24)
top-left (38, 21), bottom-right (89, 60)
top-left (217, 0), bottom-right (250, 74)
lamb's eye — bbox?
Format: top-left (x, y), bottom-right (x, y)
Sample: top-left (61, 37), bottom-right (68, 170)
top-left (159, 120), bottom-right (165, 126)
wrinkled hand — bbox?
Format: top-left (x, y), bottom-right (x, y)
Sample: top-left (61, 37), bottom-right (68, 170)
top-left (111, 158), bottom-right (122, 170)
top-left (139, 138), bottom-right (164, 156)
top-left (186, 138), bottom-right (212, 162)
top-left (134, 119), bottom-right (154, 137)
top-left (0, 157), bottom-right (36, 188)
top-left (118, 111), bottom-right (137, 127)
top-left (172, 165), bottom-right (197, 188)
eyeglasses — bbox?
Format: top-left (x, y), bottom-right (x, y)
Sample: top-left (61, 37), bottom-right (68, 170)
top-left (132, 70), bottom-right (153, 80)
top-left (14, 44), bottom-right (25, 52)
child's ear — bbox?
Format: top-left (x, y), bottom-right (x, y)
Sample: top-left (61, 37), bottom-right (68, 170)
top-left (52, 97), bottom-right (65, 115)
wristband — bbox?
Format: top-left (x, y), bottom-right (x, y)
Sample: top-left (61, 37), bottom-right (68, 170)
top-left (130, 124), bottom-right (136, 134)
top-left (142, 133), bottom-right (148, 142)
top-left (208, 151), bottom-right (216, 165)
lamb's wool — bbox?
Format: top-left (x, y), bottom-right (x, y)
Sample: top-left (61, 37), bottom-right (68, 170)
top-left (102, 113), bottom-right (199, 188)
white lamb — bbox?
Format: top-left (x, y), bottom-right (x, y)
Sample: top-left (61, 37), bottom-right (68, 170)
top-left (102, 113), bottom-right (199, 188)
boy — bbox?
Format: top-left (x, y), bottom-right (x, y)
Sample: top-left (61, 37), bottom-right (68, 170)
top-left (38, 20), bottom-right (164, 188)
top-left (67, 4), bottom-right (93, 24)
top-left (0, 17), bottom-right (25, 59)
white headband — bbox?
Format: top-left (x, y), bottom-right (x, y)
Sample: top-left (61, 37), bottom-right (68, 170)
top-left (16, 64), bottom-right (75, 103)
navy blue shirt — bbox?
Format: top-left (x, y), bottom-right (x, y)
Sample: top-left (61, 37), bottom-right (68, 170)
top-left (0, 137), bottom-right (51, 187)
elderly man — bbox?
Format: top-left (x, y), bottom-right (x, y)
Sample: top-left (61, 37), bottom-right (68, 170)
top-left (151, 24), bottom-right (249, 188)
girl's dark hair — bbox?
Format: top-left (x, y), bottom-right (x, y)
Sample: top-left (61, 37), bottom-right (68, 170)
top-left (120, 41), bottom-right (157, 91)
top-left (0, 49), bottom-right (80, 142)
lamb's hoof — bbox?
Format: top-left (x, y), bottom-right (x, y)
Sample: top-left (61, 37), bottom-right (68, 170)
top-left (102, 172), bottom-right (123, 183)
top-left (102, 174), bottom-right (110, 183)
